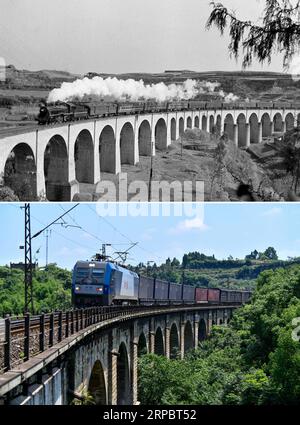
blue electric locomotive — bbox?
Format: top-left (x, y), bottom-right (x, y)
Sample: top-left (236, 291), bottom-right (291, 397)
top-left (72, 260), bottom-right (139, 307)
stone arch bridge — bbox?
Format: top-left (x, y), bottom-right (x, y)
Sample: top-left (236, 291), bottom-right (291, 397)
top-left (1, 105), bottom-right (299, 200)
top-left (0, 304), bottom-right (236, 405)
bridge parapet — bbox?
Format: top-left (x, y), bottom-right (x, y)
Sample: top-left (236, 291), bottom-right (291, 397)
top-left (0, 304), bottom-right (238, 404)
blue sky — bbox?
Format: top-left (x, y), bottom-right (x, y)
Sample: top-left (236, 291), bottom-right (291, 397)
top-left (0, 203), bottom-right (298, 270)
top-left (1, 0), bottom-right (285, 74)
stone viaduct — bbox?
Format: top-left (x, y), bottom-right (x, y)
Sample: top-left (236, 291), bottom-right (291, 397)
top-left (1, 105), bottom-right (299, 201)
top-left (0, 305), bottom-right (234, 405)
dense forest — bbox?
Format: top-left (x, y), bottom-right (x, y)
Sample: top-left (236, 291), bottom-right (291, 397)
top-left (138, 264), bottom-right (300, 405)
top-left (0, 264), bottom-right (72, 316)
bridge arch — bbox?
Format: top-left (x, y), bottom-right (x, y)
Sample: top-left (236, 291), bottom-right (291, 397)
top-left (179, 117), bottom-right (184, 136)
top-left (261, 113), bottom-right (271, 138)
top-left (88, 360), bottom-right (107, 405)
top-left (138, 120), bottom-right (152, 156)
top-left (154, 327), bottom-right (164, 356)
top-left (224, 114), bottom-right (234, 141)
top-left (194, 116), bottom-right (199, 128)
top-left (74, 129), bottom-right (94, 183)
top-left (273, 113), bottom-right (283, 132)
top-left (209, 115), bottom-right (214, 133)
top-left (4, 143), bottom-right (37, 200)
top-left (187, 116), bottom-right (192, 129)
top-left (285, 113), bottom-right (295, 131)
top-left (184, 321), bottom-right (194, 354)
top-left (201, 115), bottom-right (207, 131)
top-left (169, 323), bottom-right (179, 359)
top-left (249, 113), bottom-right (259, 144)
top-left (237, 113), bottom-right (247, 147)
top-left (171, 118), bottom-right (177, 141)
top-left (137, 332), bottom-right (147, 357)
top-left (44, 135), bottom-right (69, 201)
top-left (120, 122), bottom-right (135, 165)
top-left (117, 342), bottom-right (130, 405)
top-left (99, 125), bottom-right (116, 173)
top-left (198, 319), bottom-right (207, 342)
top-left (155, 118), bottom-right (167, 150)
top-left (216, 115), bottom-right (222, 135)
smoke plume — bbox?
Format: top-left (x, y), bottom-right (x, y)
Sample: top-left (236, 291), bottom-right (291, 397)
top-left (48, 76), bottom-right (238, 103)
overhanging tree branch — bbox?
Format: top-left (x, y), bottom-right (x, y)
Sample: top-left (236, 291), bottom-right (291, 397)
top-left (206, 1), bottom-right (300, 68)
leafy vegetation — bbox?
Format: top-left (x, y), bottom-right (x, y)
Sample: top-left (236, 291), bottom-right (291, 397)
top-left (0, 264), bottom-right (72, 316)
top-left (132, 249), bottom-right (300, 290)
top-left (138, 264), bottom-right (300, 405)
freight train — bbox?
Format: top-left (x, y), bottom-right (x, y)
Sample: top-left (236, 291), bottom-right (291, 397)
top-left (71, 260), bottom-right (252, 307)
top-left (37, 99), bottom-right (300, 126)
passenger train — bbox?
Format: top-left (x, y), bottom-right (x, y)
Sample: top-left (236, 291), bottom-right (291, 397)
top-left (37, 99), bottom-right (299, 126)
top-left (71, 260), bottom-right (252, 307)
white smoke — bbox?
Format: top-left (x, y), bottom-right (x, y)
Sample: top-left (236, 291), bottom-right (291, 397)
top-left (48, 77), bottom-right (198, 103)
top-left (48, 76), bottom-right (239, 103)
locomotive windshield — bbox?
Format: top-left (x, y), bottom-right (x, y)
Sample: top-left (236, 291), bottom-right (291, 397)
top-left (74, 265), bottom-right (105, 285)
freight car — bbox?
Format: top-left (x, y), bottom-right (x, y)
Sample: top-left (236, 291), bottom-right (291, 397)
top-left (72, 260), bottom-right (252, 308)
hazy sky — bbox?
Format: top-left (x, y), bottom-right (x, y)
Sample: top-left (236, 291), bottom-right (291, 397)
top-left (0, 203), bottom-right (298, 270)
top-left (1, 0), bottom-right (285, 74)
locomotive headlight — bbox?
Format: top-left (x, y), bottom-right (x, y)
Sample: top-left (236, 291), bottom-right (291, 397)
top-left (75, 286), bottom-right (80, 291)
top-left (96, 287), bottom-right (103, 293)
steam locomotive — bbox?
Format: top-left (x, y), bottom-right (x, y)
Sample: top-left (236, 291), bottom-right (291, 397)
top-left (71, 260), bottom-right (252, 307)
top-left (37, 99), bottom-right (299, 126)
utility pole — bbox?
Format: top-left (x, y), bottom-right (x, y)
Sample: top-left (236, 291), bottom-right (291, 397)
top-left (45, 229), bottom-right (51, 267)
top-left (102, 243), bottom-right (111, 260)
top-left (21, 203), bottom-right (34, 314)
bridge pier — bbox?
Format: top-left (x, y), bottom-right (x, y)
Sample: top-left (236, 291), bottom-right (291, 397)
top-left (245, 123), bottom-right (250, 147)
top-left (233, 124), bottom-right (238, 147)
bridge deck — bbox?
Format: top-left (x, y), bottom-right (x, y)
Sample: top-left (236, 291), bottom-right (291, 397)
top-left (0, 304), bottom-right (238, 396)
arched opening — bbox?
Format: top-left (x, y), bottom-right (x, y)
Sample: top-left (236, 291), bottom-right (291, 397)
top-left (237, 113), bottom-right (247, 147)
top-left (4, 143), bottom-right (37, 200)
top-left (219, 319), bottom-right (223, 325)
top-left (224, 114), bottom-right (234, 141)
top-left (201, 115), bottom-right (207, 131)
top-left (209, 115), bottom-right (214, 133)
top-left (154, 327), bottom-right (164, 356)
top-left (297, 113), bottom-right (300, 127)
top-left (273, 113), bottom-right (283, 132)
top-left (117, 343), bottom-right (130, 405)
top-left (120, 123), bottom-right (135, 165)
top-left (74, 130), bottom-right (94, 183)
top-left (285, 113), bottom-right (295, 132)
top-left (261, 113), bottom-right (271, 138)
top-left (179, 117), bottom-right (184, 136)
top-left (155, 118), bottom-right (167, 150)
top-left (99, 125), bottom-right (116, 173)
top-left (169, 323), bottom-right (179, 359)
top-left (249, 113), bottom-right (259, 144)
top-left (194, 116), bottom-right (199, 128)
top-left (187, 116), bottom-right (192, 129)
top-left (44, 135), bottom-right (69, 201)
top-left (198, 319), bottom-right (207, 342)
top-left (216, 115), bottom-right (222, 135)
top-left (138, 120), bottom-right (151, 156)
top-left (184, 321), bottom-right (194, 355)
top-left (171, 118), bottom-right (177, 141)
top-left (137, 333), bottom-right (147, 357)
top-left (88, 360), bottom-right (106, 405)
